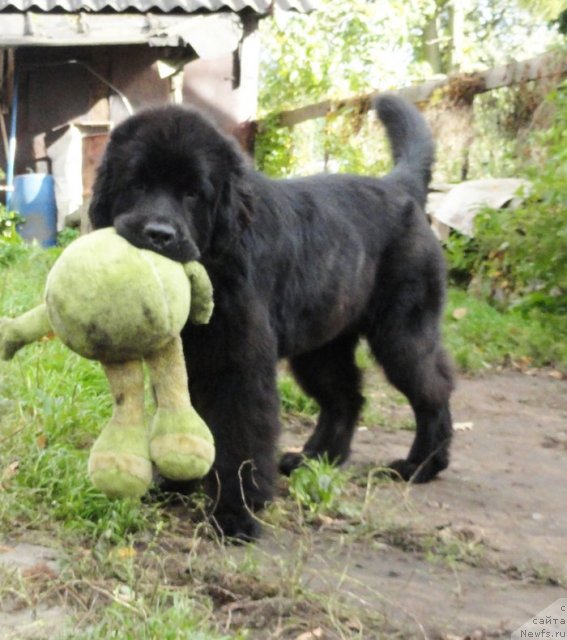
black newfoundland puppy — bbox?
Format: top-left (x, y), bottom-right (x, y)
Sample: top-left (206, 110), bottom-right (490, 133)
top-left (89, 95), bottom-right (454, 541)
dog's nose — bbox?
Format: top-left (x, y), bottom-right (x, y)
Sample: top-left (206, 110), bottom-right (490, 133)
top-left (143, 222), bottom-right (176, 250)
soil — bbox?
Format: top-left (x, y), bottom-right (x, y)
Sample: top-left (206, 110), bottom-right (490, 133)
top-left (274, 369), bottom-right (567, 638)
top-left (1, 370), bottom-right (566, 639)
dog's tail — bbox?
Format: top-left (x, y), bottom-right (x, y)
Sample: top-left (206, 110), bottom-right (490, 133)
top-left (374, 93), bottom-right (434, 207)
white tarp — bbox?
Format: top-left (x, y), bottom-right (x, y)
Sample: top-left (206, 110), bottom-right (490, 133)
top-left (427, 178), bottom-right (531, 239)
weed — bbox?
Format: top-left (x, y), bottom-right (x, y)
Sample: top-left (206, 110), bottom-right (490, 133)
top-left (423, 529), bottom-right (485, 568)
top-left (288, 457), bottom-right (349, 518)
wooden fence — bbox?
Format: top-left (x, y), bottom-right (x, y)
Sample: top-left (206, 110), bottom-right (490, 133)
top-left (266, 50), bottom-right (567, 130)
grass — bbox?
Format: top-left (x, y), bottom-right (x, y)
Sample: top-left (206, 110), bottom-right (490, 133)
top-left (1, 242), bottom-right (565, 637)
top-left (444, 288), bottom-right (567, 373)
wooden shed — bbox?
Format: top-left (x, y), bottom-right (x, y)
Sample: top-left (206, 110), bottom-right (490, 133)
top-left (0, 0), bottom-right (314, 229)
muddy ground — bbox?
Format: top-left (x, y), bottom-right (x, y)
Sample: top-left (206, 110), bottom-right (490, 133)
top-left (1, 370), bottom-right (566, 639)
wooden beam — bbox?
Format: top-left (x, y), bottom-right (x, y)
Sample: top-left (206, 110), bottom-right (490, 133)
top-left (272, 50), bottom-right (567, 128)
top-left (482, 50), bottom-right (567, 91)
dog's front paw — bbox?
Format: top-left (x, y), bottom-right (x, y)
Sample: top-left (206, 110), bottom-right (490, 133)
top-left (388, 456), bottom-right (448, 483)
top-left (211, 508), bottom-right (261, 543)
top-left (278, 451), bottom-right (308, 476)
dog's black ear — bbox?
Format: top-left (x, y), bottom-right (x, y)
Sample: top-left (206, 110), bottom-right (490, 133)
top-left (209, 139), bottom-right (254, 254)
top-left (88, 150), bottom-right (116, 229)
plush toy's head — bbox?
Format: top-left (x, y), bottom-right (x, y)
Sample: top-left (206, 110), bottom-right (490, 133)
top-left (0, 228), bottom-right (216, 499)
top-left (45, 228), bottom-right (191, 362)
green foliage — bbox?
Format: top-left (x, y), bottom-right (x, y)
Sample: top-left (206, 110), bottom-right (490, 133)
top-left (288, 457), bottom-right (348, 516)
top-left (63, 592), bottom-right (236, 640)
top-left (518, 0), bottom-right (565, 20)
top-left (444, 288), bottom-right (567, 371)
top-left (0, 204), bottom-right (26, 266)
top-left (0, 205), bottom-right (23, 242)
top-left (259, 1), bottom-right (421, 115)
top-left (443, 232), bottom-right (479, 287)
top-left (257, 1), bottom-right (560, 179)
top-left (445, 83), bottom-right (567, 314)
top-left (255, 115), bottom-right (298, 178)
top-left (256, 0), bottom-right (429, 177)
top-left (57, 226), bottom-right (80, 247)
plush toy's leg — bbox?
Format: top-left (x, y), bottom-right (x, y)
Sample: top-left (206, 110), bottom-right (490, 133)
top-left (184, 262), bottom-right (214, 325)
top-left (88, 360), bottom-right (152, 499)
top-left (0, 304), bottom-right (51, 360)
top-left (147, 336), bottom-right (215, 480)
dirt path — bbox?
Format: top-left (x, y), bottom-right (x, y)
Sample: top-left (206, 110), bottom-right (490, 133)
top-left (1, 371), bottom-right (566, 639)
top-left (274, 369), bottom-right (567, 637)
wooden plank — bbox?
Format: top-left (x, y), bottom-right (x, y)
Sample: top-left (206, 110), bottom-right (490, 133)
top-left (482, 51), bottom-right (567, 90)
top-left (272, 50), bottom-right (567, 128)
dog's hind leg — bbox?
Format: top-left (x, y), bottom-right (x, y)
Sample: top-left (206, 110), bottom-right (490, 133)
top-left (367, 311), bottom-right (454, 483)
top-left (279, 333), bottom-right (364, 476)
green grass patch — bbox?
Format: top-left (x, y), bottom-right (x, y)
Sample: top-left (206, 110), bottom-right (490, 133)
top-left (288, 456), bottom-right (350, 518)
top-left (62, 592), bottom-right (236, 640)
top-left (277, 370), bottom-right (319, 417)
top-left (444, 288), bottom-right (567, 372)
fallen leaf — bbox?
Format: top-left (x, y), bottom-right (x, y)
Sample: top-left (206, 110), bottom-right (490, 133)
top-left (295, 628), bottom-right (323, 640)
top-left (454, 422), bottom-right (474, 431)
top-left (0, 460), bottom-right (20, 489)
top-left (36, 434), bottom-right (48, 449)
top-left (110, 546), bottom-right (137, 560)
top-left (452, 307), bottom-right (468, 320)
top-left (315, 514), bottom-right (341, 527)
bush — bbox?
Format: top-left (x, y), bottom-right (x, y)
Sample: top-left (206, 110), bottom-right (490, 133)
top-left (0, 205), bottom-right (25, 265)
top-left (444, 81), bottom-right (567, 313)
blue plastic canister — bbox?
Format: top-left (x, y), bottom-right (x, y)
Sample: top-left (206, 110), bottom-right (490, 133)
top-left (12, 173), bottom-right (57, 248)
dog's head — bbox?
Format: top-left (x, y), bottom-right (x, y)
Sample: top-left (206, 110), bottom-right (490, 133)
top-left (89, 106), bottom-right (253, 262)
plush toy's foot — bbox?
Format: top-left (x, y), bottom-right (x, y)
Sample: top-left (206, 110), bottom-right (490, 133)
top-left (0, 305), bottom-right (52, 360)
top-left (88, 422), bottom-right (153, 499)
top-left (149, 408), bottom-right (215, 481)
top-left (0, 317), bottom-right (19, 360)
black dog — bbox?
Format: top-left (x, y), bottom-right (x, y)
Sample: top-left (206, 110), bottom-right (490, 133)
top-left (89, 95), bottom-right (454, 541)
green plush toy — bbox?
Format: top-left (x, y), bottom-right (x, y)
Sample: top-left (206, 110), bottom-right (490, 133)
top-left (0, 228), bottom-right (215, 499)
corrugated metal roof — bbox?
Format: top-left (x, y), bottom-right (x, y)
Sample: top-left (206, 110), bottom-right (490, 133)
top-left (0, 12), bottom-right (244, 53)
top-left (0, 0), bottom-right (316, 13)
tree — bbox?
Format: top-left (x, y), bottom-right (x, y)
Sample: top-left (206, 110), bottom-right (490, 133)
top-left (258, 0), bottom-right (562, 113)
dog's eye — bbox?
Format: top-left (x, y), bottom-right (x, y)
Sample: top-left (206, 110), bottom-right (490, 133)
top-left (183, 194), bottom-right (197, 208)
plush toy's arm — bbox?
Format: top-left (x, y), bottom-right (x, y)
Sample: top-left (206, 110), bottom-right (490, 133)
top-left (184, 262), bottom-right (214, 325)
top-left (0, 304), bottom-right (52, 360)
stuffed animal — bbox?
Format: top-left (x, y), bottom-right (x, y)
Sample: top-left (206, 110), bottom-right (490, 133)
top-left (0, 228), bottom-right (215, 499)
